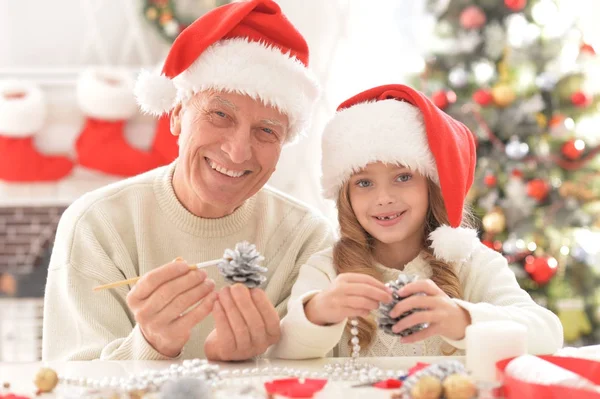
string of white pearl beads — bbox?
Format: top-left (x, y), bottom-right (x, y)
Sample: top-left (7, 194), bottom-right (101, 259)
top-left (350, 318), bottom-right (361, 360)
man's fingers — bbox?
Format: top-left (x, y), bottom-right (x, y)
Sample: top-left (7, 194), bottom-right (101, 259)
top-left (173, 291), bottom-right (218, 331)
top-left (145, 269), bottom-right (209, 313)
top-left (230, 285), bottom-right (268, 348)
top-left (250, 288), bottom-right (280, 341)
top-left (129, 261), bottom-right (200, 303)
top-left (157, 279), bottom-right (215, 324)
top-left (211, 299), bottom-right (236, 350)
top-left (218, 287), bottom-right (252, 350)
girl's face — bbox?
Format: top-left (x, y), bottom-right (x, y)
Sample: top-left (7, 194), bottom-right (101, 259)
top-left (348, 162), bottom-right (429, 246)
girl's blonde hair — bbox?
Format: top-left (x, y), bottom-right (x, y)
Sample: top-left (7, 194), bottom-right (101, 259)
top-left (333, 177), bottom-right (476, 349)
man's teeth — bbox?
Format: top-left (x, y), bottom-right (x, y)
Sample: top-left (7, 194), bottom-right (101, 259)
top-left (209, 160), bottom-right (245, 178)
top-left (376, 213), bottom-right (401, 221)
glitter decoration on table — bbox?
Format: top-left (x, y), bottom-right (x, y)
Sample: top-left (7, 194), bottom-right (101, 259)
top-left (55, 358), bottom-right (409, 398)
top-left (217, 241), bottom-right (267, 288)
top-left (378, 274), bottom-right (429, 337)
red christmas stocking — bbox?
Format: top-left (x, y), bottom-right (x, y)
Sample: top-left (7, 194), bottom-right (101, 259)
top-left (0, 80), bottom-right (73, 182)
top-left (75, 68), bottom-right (165, 177)
top-left (151, 113), bottom-right (179, 164)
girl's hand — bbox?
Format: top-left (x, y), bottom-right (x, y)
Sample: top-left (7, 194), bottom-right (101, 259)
top-left (389, 279), bottom-right (471, 343)
top-left (305, 273), bottom-right (393, 326)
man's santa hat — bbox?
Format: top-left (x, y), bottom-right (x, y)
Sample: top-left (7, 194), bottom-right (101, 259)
top-left (134, 0), bottom-right (319, 143)
top-left (321, 84), bottom-right (479, 263)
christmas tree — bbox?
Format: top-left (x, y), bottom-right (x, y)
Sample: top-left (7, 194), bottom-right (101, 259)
top-left (414, 0), bottom-right (600, 345)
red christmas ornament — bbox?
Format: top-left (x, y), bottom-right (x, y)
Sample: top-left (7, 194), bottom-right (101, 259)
top-left (525, 255), bottom-right (557, 285)
top-left (526, 178), bottom-right (550, 201)
top-left (460, 6), bottom-right (486, 30)
top-left (562, 139), bottom-right (586, 160)
top-left (432, 90), bottom-right (456, 110)
top-left (571, 91), bottom-right (592, 107)
top-left (473, 89), bottom-right (494, 106)
top-left (504, 0), bottom-right (527, 11)
top-left (511, 169), bottom-right (524, 178)
top-left (580, 43), bottom-right (596, 56)
top-left (484, 173), bottom-right (497, 187)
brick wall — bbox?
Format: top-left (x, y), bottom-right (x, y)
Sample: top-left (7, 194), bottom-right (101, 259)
top-left (0, 206), bottom-right (66, 361)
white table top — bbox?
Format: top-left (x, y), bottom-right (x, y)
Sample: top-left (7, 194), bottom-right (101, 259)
top-left (1, 356), bottom-right (457, 398)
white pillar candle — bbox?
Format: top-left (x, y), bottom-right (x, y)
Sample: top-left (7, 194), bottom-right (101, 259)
top-left (465, 320), bottom-right (528, 382)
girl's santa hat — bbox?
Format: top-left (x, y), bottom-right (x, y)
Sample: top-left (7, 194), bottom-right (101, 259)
top-left (134, 0), bottom-right (319, 143)
top-left (321, 84), bottom-right (479, 263)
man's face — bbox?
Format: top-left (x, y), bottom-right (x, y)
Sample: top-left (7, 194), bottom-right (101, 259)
top-left (171, 91), bottom-right (289, 218)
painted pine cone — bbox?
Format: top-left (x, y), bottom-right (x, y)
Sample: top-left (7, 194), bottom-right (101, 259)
top-left (217, 241), bottom-right (267, 288)
top-left (377, 274), bottom-right (428, 337)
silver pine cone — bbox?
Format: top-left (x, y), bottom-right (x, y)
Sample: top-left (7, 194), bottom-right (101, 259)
top-left (377, 274), bottom-right (428, 337)
top-left (217, 241), bottom-right (267, 288)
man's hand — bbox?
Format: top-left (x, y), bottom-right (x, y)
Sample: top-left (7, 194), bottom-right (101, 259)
top-left (126, 259), bottom-right (217, 358)
top-left (204, 284), bottom-right (280, 361)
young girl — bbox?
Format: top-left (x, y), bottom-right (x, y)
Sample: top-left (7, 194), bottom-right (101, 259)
top-left (269, 84), bottom-right (563, 359)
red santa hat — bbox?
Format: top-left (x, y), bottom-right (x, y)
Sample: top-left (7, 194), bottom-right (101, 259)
top-left (321, 84), bottom-right (479, 263)
top-left (134, 0), bottom-right (319, 143)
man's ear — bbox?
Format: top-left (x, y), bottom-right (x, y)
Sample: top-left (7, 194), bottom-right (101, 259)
top-left (170, 103), bottom-right (183, 136)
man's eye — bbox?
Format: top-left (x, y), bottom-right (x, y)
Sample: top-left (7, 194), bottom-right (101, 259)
top-left (215, 111), bottom-right (227, 118)
top-left (262, 127), bottom-right (274, 134)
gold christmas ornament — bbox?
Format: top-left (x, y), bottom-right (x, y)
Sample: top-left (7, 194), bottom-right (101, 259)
top-left (443, 374), bottom-right (478, 399)
top-left (411, 375), bottom-right (443, 399)
top-left (482, 207), bottom-right (506, 234)
top-left (535, 113), bottom-right (547, 128)
top-left (34, 367), bottom-right (59, 393)
top-left (145, 7), bottom-right (158, 20)
top-left (492, 84), bottom-right (516, 107)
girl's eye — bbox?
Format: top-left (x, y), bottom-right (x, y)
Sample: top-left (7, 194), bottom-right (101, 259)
top-left (356, 179), bottom-right (372, 188)
top-left (397, 174), bottom-right (412, 183)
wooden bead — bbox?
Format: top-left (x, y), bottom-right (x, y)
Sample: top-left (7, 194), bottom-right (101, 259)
top-left (443, 373), bottom-right (478, 399)
top-left (34, 367), bottom-right (58, 393)
top-left (411, 375), bottom-right (443, 399)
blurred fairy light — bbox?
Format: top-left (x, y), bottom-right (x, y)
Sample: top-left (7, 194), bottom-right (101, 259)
top-left (532, 0), bottom-right (559, 26)
top-left (548, 257), bottom-right (558, 269)
top-left (516, 63), bottom-right (537, 92)
top-left (560, 246), bottom-right (570, 256)
top-left (574, 229), bottom-right (600, 257)
top-left (516, 239), bottom-right (526, 250)
top-left (506, 14), bottom-right (530, 48)
top-left (534, 0), bottom-right (573, 38)
top-left (527, 242), bottom-right (538, 252)
top-left (472, 60), bottom-right (495, 84)
top-left (576, 115), bottom-right (600, 145)
top-left (564, 118), bottom-right (575, 130)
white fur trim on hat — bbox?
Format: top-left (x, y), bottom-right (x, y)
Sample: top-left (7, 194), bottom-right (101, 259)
top-left (429, 225), bottom-right (479, 263)
top-left (0, 80), bottom-right (46, 137)
top-left (134, 38), bottom-right (320, 143)
top-left (321, 99), bottom-right (438, 200)
top-left (77, 68), bottom-right (138, 120)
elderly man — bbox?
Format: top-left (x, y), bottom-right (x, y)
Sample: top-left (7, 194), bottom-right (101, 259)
top-left (42, 0), bottom-right (334, 361)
